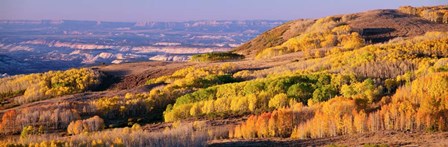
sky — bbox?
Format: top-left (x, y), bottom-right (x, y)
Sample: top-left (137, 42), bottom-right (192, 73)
top-left (0, 0), bottom-right (446, 22)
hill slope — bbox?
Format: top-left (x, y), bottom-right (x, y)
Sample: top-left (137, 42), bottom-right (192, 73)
top-left (233, 19), bottom-right (315, 57)
top-left (234, 9), bottom-right (448, 58)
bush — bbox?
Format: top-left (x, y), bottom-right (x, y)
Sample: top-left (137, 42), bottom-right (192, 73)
top-left (191, 52), bottom-right (244, 62)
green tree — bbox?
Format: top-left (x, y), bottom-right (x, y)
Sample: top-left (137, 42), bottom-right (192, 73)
top-left (312, 85), bottom-right (337, 102)
top-left (385, 79), bottom-right (397, 94)
top-left (287, 83), bottom-right (313, 103)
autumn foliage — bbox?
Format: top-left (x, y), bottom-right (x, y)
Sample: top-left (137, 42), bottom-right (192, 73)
top-left (230, 72), bottom-right (448, 139)
top-left (0, 104), bottom-right (81, 134)
top-left (255, 17), bottom-right (365, 59)
top-left (399, 5), bottom-right (448, 24)
top-left (2, 6), bottom-right (448, 146)
top-left (0, 68), bottom-right (101, 107)
top-left (67, 116), bottom-right (105, 135)
top-left (230, 103), bottom-right (314, 139)
top-left (163, 73), bottom-right (357, 122)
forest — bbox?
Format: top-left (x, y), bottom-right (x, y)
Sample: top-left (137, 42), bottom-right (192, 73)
top-left (1, 5), bottom-right (448, 146)
top-left (0, 68), bottom-right (101, 109)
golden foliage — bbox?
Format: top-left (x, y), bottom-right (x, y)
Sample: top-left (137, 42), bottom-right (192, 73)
top-left (399, 5), bottom-right (448, 23)
top-left (231, 103), bottom-right (314, 139)
top-left (255, 19), bottom-right (365, 59)
top-left (291, 72), bottom-right (448, 139)
top-left (67, 116), bottom-right (105, 135)
top-left (0, 68), bottom-right (100, 106)
top-left (0, 105), bottom-right (81, 134)
top-left (164, 74), bottom-right (342, 122)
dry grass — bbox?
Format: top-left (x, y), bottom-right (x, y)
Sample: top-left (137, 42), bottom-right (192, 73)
top-left (1, 121), bottom-right (231, 147)
top-left (209, 131), bottom-right (448, 147)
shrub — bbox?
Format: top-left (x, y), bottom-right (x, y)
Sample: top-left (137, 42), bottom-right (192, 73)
top-left (191, 52), bottom-right (244, 62)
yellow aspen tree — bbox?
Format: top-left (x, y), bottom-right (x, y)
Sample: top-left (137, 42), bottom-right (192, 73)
top-left (190, 103), bottom-right (201, 117)
top-left (256, 113), bottom-right (271, 138)
top-left (354, 110), bottom-right (367, 133)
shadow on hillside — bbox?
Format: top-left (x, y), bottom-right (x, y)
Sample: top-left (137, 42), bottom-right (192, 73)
top-left (92, 71), bottom-right (121, 91)
top-left (360, 28), bottom-right (396, 43)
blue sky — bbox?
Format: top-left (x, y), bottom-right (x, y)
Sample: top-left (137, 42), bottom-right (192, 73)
top-left (0, 0), bottom-right (446, 22)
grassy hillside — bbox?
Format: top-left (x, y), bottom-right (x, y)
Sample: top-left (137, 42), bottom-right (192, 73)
top-left (234, 6), bottom-right (448, 59)
top-left (1, 5), bottom-right (448, 146)
top-left (233, 19), bottom-right (315, 57)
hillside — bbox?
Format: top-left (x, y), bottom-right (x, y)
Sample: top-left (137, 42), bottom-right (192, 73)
top-left (234, 8), bottom-right (448, 58)
top-left (1, 5), bottom-right (448, 146)
top-left (233, 19), bottom-right (315, 57)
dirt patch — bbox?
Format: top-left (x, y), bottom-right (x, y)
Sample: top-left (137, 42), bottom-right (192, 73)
top-left (95, 61), bottom-right (195, 90)
top-left (347, 9), bottom-right (448, 43)
top-left (142, 116), bottom-right (247, 132)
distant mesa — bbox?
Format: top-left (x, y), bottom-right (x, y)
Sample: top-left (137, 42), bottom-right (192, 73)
top-left (153, 42), bottom-right (181, 46)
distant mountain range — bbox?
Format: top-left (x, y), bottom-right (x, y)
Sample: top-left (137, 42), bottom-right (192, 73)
top-left (0, 20), bottom-right (285, 33)
top-left (0, 20), bottom-right (287, 75)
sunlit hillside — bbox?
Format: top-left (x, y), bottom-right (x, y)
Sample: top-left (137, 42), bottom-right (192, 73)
top-left (1, 5), bottom-right (448, 146)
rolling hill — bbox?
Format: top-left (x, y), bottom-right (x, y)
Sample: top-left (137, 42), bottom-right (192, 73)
top-left (234, 8), bottom-right (448, 58)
